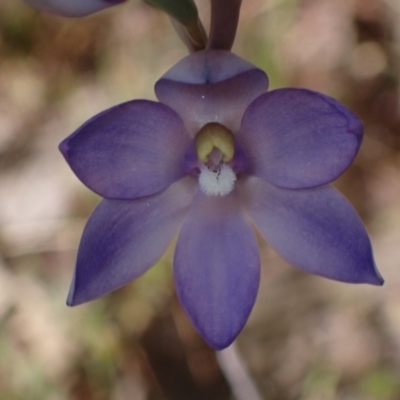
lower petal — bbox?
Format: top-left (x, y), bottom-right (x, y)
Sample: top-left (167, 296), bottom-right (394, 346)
top-left (174, 190), bottom-right (260, 350)
top-left (240, 177), bottom-right (383, 285)
top-left (68, 178), bottom-right (195, 306)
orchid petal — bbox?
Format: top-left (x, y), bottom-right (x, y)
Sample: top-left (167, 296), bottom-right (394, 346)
top-left (67, 178), bottom-right (195, 306)
top-left (240, 177), bottom-right (383, 285)
top-left (22, 0), bottom-right (125, 17)
top-left (174, 189), bottom-right (260, 349)
top-left (155, 50), bottom-right (268, 136)
top-left (60, 100), bottom-right (191, 200)
top-left (237, 89), bottom-right (363, 189)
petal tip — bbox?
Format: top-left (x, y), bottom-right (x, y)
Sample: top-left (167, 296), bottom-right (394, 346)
top-left (204, 334), bottom-right (236, 351)
top-left (66, 298), bottom-right (74, 307)
top-left (368, 267), bottom-right (384, 286)
top-left (66, 291), bottom-right (76, 307)
top-left (323, 94), bottom-right (364, 137)
top-left (66, 271), bottom-right (92, 306)
top-left (58, 138), bottom-right (70, 158)
top-left (66, 277), bottom-right (80, 306)
top-left (341, 258), bottom-right (384, 286)
top-left (356, 257), bottom-right (384, 286)
top-left (185, 308), bottom-right (250, 350)
top-left (348, 115), bottom-right (364, 137)
top-left (66, 285), bottom-right (92, 306)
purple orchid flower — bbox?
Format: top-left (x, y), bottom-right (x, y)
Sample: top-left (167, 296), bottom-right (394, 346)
top-left (60, 50), bottom-right (383, 350)
top-left (21, 0), bottom-right (125, 17)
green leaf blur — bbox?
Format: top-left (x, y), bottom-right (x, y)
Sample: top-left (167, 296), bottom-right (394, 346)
top-left (143, 0), bottom-right (198, 26)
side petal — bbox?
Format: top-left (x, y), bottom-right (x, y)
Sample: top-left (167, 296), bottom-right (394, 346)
top-left (240, 177), bottom-right (383, 285)
top-left (68, 178), bottom-right (196, 306)
top-left (22, 0), bottom-right (125, 17)
top-left (237, 89), bottom-right (363, 189)
top-left (155, 50), bottom-right (268, 136)
top-left (174, 190), bottom-right (260, 349)
top-left (60, 100), bottom-right (191, 200)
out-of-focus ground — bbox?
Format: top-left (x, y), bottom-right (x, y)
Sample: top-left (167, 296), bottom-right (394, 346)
top-left (0, 0), bottom-right (400, 399)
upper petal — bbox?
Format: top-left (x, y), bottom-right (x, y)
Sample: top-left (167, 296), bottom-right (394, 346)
top-left (240, 176), bottom-right (383, 285)
top-left (68, 178), bottom-right (196, 306)
top-left (60, 100), bottom-right (191, 200)
top-left (174, 189), bottom-right (260, 350)
top-left (155, 50), bottom-right (268, 136)
top-left (237, 88), bottom-right (363, 189)
top-left (22, 0), bottom-right (125, 17)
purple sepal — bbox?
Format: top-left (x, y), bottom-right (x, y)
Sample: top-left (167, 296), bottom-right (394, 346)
top-left (22, 0), bottom-right (125, 17)
top-left (67, 178), bottom-right (195, 306)
top-left (174, 189), bottom-right (260, 350)
top-left (240, 177), bottom-right (383, 285)
top-left (238, 88), bottom-right (363, 189)
top-left (159, 50), bottom-right (263, 84)
top-left (60, 100), bottom-right (191, 200)
top-left (155, 51), bottom-right (268, 136)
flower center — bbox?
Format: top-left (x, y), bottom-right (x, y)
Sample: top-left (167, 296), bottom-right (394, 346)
top-left (195, 123), bottom-right (236, 196)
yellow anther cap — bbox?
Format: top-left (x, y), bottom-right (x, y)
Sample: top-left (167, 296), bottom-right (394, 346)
top-left (195, 123), bottom-right (235, 163)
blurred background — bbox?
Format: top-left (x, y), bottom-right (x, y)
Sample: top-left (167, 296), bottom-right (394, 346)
top-left (0, 0), bottom-right (400, 398)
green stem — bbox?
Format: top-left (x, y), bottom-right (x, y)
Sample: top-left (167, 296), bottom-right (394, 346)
top-left (171, 17), bottom-right (208, 52)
